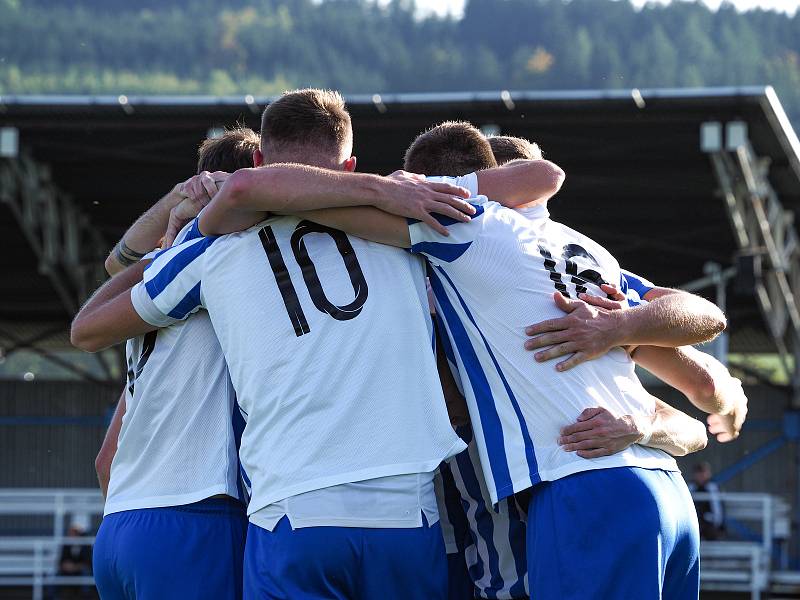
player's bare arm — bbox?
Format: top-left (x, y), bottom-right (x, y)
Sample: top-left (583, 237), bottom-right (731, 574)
top-left (106, 171), bottom-right (227, 275)
top-left (95, 391), bottom-right (126, 498)
top-left (207, 160), bottom-right (566, 247)
top-left (197, 164), bottom-right (474, 238)
top-left (578, 284), bottom-right (747, 441)
top-left (435, 330), bottom-right (469, 428)
top-left (631, 345), bottom-right (748, 442)
top-left (70, 261), bottom-right (156, 352)
top-left (559, 402), bottom-right (707, 459)
top-left (524, 288), bottom-right (726, 371)
top-left (475, 158), bottom-right (565, 207)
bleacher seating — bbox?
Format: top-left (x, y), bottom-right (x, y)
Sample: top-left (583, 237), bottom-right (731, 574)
top-left (0, 489), bottom-right (102, 600)
top-left (693, 491), bottom-right (800, 600)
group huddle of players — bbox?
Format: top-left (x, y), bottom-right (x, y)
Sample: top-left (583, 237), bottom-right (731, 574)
top-left (71, 88), bottom-right (748, 600)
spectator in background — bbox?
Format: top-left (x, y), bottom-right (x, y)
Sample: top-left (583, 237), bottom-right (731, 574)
top-left (689, 462), bottom-right (725, 540)
top-left (57, 514), bottom-right (93, 598)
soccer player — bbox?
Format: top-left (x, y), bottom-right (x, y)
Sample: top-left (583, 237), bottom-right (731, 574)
top-left (72, 89), bottom-right (504, 600)
top-left (90, 127), bottom-right (259, 600)
top-left (435, 133), bottom-right (744, 600)
top-left (201, 121), bottom-right (723, 599)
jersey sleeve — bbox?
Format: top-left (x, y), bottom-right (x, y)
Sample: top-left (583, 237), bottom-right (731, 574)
top-left (619, 269), bottom-right (656, 307)
top-left (130, 234), bottom-right (218, 327)
top-left (173, 217), bottom-right (205, 245)
top-left (437, 172), bottom-right (479, 197)
top-left (408, 176), bottom-right (486, 266)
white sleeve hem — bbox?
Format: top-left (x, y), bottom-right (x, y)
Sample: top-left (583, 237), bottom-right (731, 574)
top-left (460, 172), bottom-right (479, 197)
top-left (130, 282), bottom-right (179, 328)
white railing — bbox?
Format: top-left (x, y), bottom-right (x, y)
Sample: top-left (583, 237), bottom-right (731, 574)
top-left (0, 537), bottom-right (95, 600)
top-left (0, 488), bottom-right (103, 599)
top-left (0, 488), bottom-right (104, 538)
top-left (691, 491), bottom-right (797, 600)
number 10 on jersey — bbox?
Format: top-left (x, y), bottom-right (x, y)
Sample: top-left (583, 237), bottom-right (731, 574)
top-left (259, 221), bottom-right (369, 337)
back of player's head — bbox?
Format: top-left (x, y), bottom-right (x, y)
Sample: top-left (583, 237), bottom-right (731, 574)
top-left (488, 135), bottom-right (543, 165)
top-left (196, 126), bottom-right (260, 174)
top-left (259, 88), bottom-right (353, 169)
top-left (403, 121), bottom-right (497, 176)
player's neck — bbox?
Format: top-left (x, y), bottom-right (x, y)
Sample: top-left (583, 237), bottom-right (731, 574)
top-left (515, 198), bottom-right (549, 211)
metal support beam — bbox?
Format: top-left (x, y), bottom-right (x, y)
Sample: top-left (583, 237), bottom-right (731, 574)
top-left (0, 326), bottom-right (117, 388)
top-left (0, 153), bottom-right (108, 316)
top-left (703, 121), bottom-right (800, 403)
top-left (0, 153), bottom-right (123, 382)
top-left (680, 262), bottom-right (734, 364)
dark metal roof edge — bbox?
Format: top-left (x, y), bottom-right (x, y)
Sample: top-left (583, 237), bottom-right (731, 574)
top-left (0, 85), bottom-right (772, 109)
top-left (761, 86), bottom-right (800, 183)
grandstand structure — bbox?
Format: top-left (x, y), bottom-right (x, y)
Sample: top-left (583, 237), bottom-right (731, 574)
top-left (1, 86), bottom-right (800, 597)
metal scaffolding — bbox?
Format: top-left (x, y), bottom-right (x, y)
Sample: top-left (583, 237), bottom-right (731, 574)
top-left (703, 120), bottom-right (800, 403)
top-left (0, 153), bottom-right (118, 383)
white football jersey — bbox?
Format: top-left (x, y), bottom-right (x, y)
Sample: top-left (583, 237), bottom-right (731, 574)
top-left (131, 216), bottom-right (466, 516)
top-left (412, 175), bottom-right (678, 505)
top-left (105, 241), bottom-right (243, 516)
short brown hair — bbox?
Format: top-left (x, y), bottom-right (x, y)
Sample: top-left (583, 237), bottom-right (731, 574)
top-left (197, 126), bottom-right (260, 173)
top-left (403, 121), bottom-right (497, 176)
top-left (488, 135), bottom-right (543, 165)
top-left (260, 88), bottom-right (352, 167)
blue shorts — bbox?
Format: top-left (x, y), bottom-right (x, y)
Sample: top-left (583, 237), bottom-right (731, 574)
top-left (527, 467), bottom-right (699, 600)
top-left (93, 497), bottom-right (248, 600)
top-left (244, 515), bottom-right (447, 600)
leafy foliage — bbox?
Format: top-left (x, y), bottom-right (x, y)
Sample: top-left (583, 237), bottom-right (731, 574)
top-left (1, 0), bottom-right (798, 127)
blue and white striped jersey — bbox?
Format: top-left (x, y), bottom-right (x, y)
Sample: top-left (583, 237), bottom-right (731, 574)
top-left (434, 313), bottom-right (528, 598)
top-left (105, 235), bottom-right (246, 516)
top-left (412, 175), bottom-right (678, 505)
top-left (440, 427), bottom-right (529, 599)
top-left (620, 269), bottom-right (655, 307)
top-left (130, 216), bottom-right (466, 517)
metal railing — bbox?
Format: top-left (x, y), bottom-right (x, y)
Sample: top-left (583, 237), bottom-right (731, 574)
top-left (0, 488), bottom-right (103, 599)
top-left (692, 491), bottom-right (797, 600)
top-left (0, 536), bottom-right (95, 600)
top-left (0, 488), bottom-right (104, 539)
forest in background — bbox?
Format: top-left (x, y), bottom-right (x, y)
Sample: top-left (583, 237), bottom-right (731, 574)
top-left (1, 0), bottom-right (799, 127)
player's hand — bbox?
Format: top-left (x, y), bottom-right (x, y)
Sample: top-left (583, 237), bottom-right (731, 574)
top-left (578, 283), bottom-right (627, 310)
top-left (382, 170), bottom-right (475, 236)
top-left (707, 379), bottom-right (748, 442)
top-left (163, 171), bottom-right (230, 246)
top-left (558, 407), bottom-right (643, 458)
top-left (524, 292), bottom-right (622, 371)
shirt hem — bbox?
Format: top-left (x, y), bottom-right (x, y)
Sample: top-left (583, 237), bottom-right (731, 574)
top-left (103, 484), bottom-right (237, 517)
top-left (246, 441), bottom-right (466, 517)
top-left (250, 513), bottom-right (439, 532)
top-left (493, 455), bottom-right (679, 504)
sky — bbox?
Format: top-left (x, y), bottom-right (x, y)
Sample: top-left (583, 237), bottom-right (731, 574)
top-left (412, 0), bottom-right (800, 18)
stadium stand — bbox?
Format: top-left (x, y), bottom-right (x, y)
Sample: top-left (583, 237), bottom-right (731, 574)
top-left (2, 86), bottom-right (800, 598)
top-left (0, 489), bottom-right (102, 599)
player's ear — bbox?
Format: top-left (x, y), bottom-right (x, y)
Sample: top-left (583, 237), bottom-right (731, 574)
top-left (344, 156), bottom-right (357, 172)
top-left (253, 149), bottom-right (264, 167)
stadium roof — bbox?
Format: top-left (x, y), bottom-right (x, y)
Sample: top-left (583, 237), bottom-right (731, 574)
top-left (1, 85), bottom-right (799, 353)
